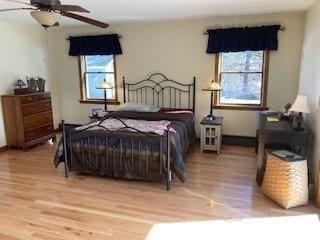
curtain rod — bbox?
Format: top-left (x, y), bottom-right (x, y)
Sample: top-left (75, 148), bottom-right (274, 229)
top-left (203, 26), bottom-right (286, 35)
top-left (66, 35), bottom-right (122, 40)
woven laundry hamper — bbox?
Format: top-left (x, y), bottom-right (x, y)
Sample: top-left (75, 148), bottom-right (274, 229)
top-left (262, 150), bottom-right (308, 209)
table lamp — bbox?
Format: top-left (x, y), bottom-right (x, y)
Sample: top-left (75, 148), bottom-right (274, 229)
top-left (96, 81), bottom-right (113, 111)
top-left (289, 95), bottom-right (310, 131)
top-left (202, 80), bottom-right (222, 120)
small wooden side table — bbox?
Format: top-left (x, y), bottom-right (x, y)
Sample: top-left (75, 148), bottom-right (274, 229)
top-left (200, 117), bottom-right (223, 154)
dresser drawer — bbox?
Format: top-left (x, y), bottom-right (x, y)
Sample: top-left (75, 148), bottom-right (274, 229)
top-left (22, 100), bottom-right (52, 116)
top-left (24, 111), bottom-right (53, 129)
top-left (20, 93), bottom-right (51, 104)
top-left (25, 124), bottom-right (53, 142)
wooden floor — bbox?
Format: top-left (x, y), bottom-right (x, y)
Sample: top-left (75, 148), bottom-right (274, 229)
top-left (0, 142), bottom-right (319, 240)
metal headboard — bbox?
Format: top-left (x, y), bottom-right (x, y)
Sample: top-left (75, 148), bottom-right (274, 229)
top-left (122, 73), bottom-right (196, 112)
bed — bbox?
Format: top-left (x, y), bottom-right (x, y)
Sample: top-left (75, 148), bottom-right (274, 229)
top-left (54, 73), bottom-right (196, 190)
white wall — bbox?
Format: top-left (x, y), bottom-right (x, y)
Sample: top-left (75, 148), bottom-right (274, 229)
top-left (298, 0), bottom-right (320, 203)
top-left (48, 12), bottom-right (305, 137)
top-left (0, 21), bottom-right (60, 147)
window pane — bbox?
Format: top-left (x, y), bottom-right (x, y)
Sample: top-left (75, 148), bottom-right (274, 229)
top-left (86, 73), bottom-right (116, 100)
top-left (85, 55), bottom-right (114, 72)
top-left (221, 51), bottom-right (263, 72)
top-left (220, 73), bottom-right (262, 105)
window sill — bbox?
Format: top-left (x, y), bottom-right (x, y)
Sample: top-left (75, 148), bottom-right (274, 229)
top-left (214, 105), bottom-right (269, 111)
top-left (79, 99), bottom-right (121, 105)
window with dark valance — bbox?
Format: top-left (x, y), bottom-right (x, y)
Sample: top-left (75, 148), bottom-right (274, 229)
top-left (206, 25), bottom-right (281, 54)
top-left (69, 34), bottom-right (122, 56)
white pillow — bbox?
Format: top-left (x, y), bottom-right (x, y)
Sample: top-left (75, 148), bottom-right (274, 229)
top-left (116, 103), bottom-right (160, 112)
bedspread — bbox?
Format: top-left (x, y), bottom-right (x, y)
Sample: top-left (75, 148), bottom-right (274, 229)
top-left (54, 111), bottom-right (195, 182)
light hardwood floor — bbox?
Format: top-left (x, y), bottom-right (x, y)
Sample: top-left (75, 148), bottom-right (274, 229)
top-left (0, 142), bottom-right (319, 240)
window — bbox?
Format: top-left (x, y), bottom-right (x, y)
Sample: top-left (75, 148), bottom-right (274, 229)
top-left (215, 51), bottom-right (269, 110)
top-left (79, 55), bottom-right (119, 104)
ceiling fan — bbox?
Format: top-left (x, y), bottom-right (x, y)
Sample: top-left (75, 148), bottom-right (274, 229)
top-left (0, 0), bottom-right (109, 28)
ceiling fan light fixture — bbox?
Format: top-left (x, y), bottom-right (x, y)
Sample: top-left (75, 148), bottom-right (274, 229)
top-left (30, 10), bottom-right (60, 27)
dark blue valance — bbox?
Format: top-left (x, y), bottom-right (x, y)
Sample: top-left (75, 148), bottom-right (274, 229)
top-left (206, 25), bottom-right (281, 54)
top-left (69, 34), bottom-right (122, 56)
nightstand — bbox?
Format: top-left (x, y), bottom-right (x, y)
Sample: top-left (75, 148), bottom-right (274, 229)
top-left (200, 117), bottom-right (223, 154)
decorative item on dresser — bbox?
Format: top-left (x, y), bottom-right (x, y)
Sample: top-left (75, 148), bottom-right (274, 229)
top-left (1, 92), bottom-right (55, 150)
top-left (14, 79), bottom-right (29, 95)
top-left (200, 116), bottom-right (223, 154)
top-left (14, 76), bottom-right (47, 95)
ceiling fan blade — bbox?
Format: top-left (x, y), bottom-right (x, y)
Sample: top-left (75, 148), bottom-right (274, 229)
top-left (53, 5), bottom-right (89, 13)
top-left (0, 7), bottom-right (35, 12)
top-left (61, 12), bottom-right (109, 28)
top-left (2, 0), bottom-right (31, 6)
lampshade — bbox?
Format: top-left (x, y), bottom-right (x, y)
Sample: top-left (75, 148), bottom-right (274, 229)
top-left (30, 11), bottom-right (60, 27)
top-left (96, 81), bottom-right (113, 89)
top-left (202, 80), bottom-right (222, 91)
top-left (210, 81), bottom-right (221, 91)
top-left (290, 95), bottom-right (310, 114)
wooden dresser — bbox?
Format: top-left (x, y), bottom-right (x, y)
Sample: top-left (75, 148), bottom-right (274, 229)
top-left (1, 92), bottom-right (55, 149)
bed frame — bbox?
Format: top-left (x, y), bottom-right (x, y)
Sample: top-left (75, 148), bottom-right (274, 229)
top-left (61, 73), bottom-right (196, 190)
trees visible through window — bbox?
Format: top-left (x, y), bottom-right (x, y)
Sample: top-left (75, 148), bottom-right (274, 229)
top-left (79, 55), bottom-right (118, 103)
top-left (215, 51), bottom-right (268, 109)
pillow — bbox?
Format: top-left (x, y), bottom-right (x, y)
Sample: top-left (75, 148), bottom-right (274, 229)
top-left (159, 108), bottom-right (193, 112)
top-left (116, 103), bottom-right (160, 112)
top-left (165, 110), bottom-right (194, 115)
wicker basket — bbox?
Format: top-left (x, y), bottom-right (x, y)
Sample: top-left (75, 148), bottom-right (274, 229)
top-left (262, 150), bottom-right (308, 209)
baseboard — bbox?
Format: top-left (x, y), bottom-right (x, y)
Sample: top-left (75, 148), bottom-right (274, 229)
top-left (0, 129), bottom-right (60, 152)
top-left (222, 135), bottom-right (257, 147)
top-left (0, 145), bottom-right (8, 152)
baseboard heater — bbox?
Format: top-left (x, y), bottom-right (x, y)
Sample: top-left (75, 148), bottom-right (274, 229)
top-left (222, 135), bottom-right (257, 147)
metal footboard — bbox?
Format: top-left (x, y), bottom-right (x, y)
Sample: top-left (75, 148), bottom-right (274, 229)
top-left (61, 119), bottom-right (172, 190)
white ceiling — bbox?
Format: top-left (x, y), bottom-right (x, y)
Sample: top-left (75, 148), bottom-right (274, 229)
top-left (0, 0), bottom-right (316, 26)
